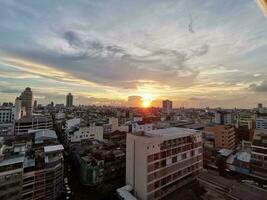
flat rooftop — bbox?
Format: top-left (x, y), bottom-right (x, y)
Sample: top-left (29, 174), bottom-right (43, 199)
top-left (0, 155), bottom-right (24, 167)
top-left (44, 144), bottom-right (64, 153)
top-left (145, 127), bottom-right (199, 139)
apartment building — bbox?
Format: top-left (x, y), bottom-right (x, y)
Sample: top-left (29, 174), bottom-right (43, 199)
top-left (0, 129), bottom-right (64, 200)
top-left (14, 116), bottom-right (53, 135)
top-left (65, 124), bottom-right (103, 144)
top-left (131, 121), bottom-right (153, 133)
top-left (251, 129), bottom-right (267, 180)
top-left (204, 125), bottom-right (236, 150)
top-left (256, 117), bottom-right (267, 129)
top-left (126, 127), bottom-right (203, 200)
top-left (0, 108), bottom-right (14, 123)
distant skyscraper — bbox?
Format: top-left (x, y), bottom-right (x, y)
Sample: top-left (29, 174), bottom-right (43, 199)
top-left (162, 99), bottom-right (172, 114)
top-left (34, 100), bottom-right (37, 110)
top-left (66, 93), bottom-right (73, 108)
top-left (20, 87), bottom-right (33, 117)
top-left (14, 97), bottom-right (22, 120)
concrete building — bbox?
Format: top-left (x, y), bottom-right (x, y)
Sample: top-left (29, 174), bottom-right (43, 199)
top-left (69, 140), bottom-right (125, 186)
top-left (14, 97), bottom-right (22, 120)
top-left (65, 124), bottom-right (104, 143)
top-left (66, 93), bottom-right (73, 108)
top-left (0, 130), bottom-right (64, 200)
top-left (214, 110), bottom-right (233, 125)
top-left (132, 121), bottom-right (153, 133)
top-left (162, 100), bottom-right (172, 114)
top-left (14, 116), bottom-right (53, 135)
top-left (256, 117), bottom-right (267, 129)
top-left (204, 125), bottom-right (236, 150)
top-left (251, 129), bottom-right (267, 180)
top-left (0, 108), bottom-right (14, 123)
top-left (20, 87), bottom-right (33, 117)
top-left (126, 127), bottom-right (203, 200)
top-left (109, 117), bottom-right (129, 133)
top-left (236, 116), bottom-right (255, 130)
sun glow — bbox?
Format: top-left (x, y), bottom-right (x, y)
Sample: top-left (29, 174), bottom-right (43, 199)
top-left (141, 94), bottom-right (153, 108)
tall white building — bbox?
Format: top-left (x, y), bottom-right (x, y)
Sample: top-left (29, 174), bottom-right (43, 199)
top-left (66, 93), bottom-right (73, 108)
top-left (14, 97), bottom-right (22, 120)
top-left (162, 100), bottom-right (172, 114)
top-left (20, 87), bottom-right (33, 117)
top-left (126, 127), bottom-right (203, 200)
top-left (0, 108), bottom-right (14, 123)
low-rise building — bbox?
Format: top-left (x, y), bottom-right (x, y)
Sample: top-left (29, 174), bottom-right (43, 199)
top-left (65, 124), bottom-right (103, 144)
top-left (69, 140), bottom-right (125, 186)
top-left (131, 121), bottom-right (153, 133)
top-left (14, 116), bottom-right (53, 135)
top-left (251, 129), bottom-right (267, 180)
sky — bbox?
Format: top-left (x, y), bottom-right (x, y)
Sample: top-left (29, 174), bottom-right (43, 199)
top-left (0, 0), bottom-right (267, 108)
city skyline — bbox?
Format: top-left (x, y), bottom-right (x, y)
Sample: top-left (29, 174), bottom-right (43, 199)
top-left (1, 0), bottom-right (267, 108)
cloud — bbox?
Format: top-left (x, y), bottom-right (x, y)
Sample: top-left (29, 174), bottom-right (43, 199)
top-left (0, 0), bottom-right (267, 107)
top-left (249, 80), bottom-right (267, 92)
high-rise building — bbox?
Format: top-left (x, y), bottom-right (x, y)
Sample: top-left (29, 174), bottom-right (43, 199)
top-left (125, 127), bottom-right (203, 200)
top-left (214, 110), bottom-right (233, 125)
top-left (66, 93), bottom-right (73, 108)
top-left (34, 100), bottom-right (37, 110)
top-left (162, 100), bottom-right (172, 114)
top-left (204, 125), bottom-right (236, 150)
top-left (20, 87), bottom-right (33, 117)
top-left (15, 97), bottom-right (22, 120)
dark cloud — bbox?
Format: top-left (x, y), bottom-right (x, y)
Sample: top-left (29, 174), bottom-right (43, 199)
top-left (249, 80), bottom-right (267, 92)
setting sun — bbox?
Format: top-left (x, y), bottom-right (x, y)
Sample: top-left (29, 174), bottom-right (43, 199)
top-left (142, 99), bottom-right (151, 108)
top-left (141, 94), bottom-right (153, 108)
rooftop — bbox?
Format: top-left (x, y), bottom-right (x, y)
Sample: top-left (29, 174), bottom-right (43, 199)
top-left (34, 129), bottom-right (57, 143)
top-left (0, 155), bottom-right (24, 167)
top-left (145, 127), bottom-right (199, 139)
top-left (44, 144), bottom-right (64, 153)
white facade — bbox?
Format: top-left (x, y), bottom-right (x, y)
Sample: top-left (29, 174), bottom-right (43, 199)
top-left (126, 127), bottom-right (203, 200)
top-left (256, 117), bottom-right (267, 129)
top-left (14, 97), bottom-right (22, 120)
top-left (66, 124), bottom-right (103, 143)
top-left (66, 118), bottom-right (81, 129)
top-left (132, 122), bottom-right (153, 133)
top-left (0, 108), bottom-right (14, 123)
